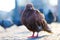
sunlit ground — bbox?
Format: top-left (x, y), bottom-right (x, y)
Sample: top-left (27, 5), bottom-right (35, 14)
top-left (0, 0), bottom-right (15, 12)
top-left (0, 22), bottom-right (60, 40)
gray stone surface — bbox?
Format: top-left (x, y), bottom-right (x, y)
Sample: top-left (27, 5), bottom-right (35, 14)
top-left (0, 22), bottom-right (60, 40)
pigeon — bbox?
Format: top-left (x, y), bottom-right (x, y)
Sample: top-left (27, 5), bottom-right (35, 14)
top-left (21, 3), bottom-right (52, 38)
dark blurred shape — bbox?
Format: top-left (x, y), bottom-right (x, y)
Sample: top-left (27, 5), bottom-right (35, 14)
top-left (39, 8), bottom-right (43, 13)
top-left (1, 19), bottom-right (13, 29)
top-left (0, 20), bottom-right (2, 25)
top-left (38, 9), bottom-right (56, 24)
top-left (12, 0), bottom-right (22, 26)
top-left (55, 16), bottom-right (58, 22)
top-left (45, 10), bottom-right (56, 24)
top-left (12, 15), bottom-right (22, 26)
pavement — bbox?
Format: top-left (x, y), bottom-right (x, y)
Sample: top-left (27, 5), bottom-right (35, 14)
top-left (0, 22), bottom-right (60, 40)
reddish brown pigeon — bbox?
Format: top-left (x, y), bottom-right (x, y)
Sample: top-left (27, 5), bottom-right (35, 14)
top-left (21, 3), bottom-right (52, 38)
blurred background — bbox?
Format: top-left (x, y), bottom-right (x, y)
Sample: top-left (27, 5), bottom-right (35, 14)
top-left (0, 0), bottom-right (58, 28)
top-left (0, 0), bottom-right (60, 40)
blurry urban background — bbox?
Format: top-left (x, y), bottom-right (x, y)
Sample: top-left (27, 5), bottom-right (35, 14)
top-left (0, 0), bottom-right (60, 40)
top-left (0, 0), bottom-right (58, 28)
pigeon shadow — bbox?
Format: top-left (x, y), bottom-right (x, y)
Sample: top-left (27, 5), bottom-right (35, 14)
top-left (26, 35), bottom-right (49, 40)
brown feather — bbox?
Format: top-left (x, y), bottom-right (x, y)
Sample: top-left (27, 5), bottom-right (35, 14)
top-left (21, 4), bottom-right (52, 33)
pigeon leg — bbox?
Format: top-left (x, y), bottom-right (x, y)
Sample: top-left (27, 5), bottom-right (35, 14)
top-left (35, 32), bottom-right (39, 38)
top-left (28, 32), bottom-right (39, 38)
top-left (28, 32), bottom-right (35, 38)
